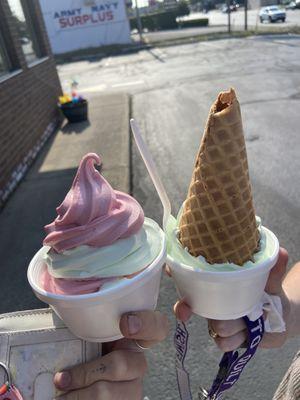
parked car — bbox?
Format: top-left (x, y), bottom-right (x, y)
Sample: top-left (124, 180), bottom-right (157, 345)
top-left (259, 5), bottom-right (286, 22)
top-left (221, 3), bottom-right (239, 13)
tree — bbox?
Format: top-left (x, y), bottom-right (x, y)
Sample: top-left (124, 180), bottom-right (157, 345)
top-left (176, 0), bottom-right (190, 16)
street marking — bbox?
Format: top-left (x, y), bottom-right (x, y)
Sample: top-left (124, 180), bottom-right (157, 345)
top-left (272, 40), bottom-right (291, 45)
top-left (200, 41), bottom-right (220, 48)
top-left (112, 80), bottom-right (144, 88)
top-left (81, 84), bottom-right (107, 92)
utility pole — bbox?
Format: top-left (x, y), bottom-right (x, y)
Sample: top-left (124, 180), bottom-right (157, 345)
top-left (244, 0), bottom-right (248, 30)
top-left (227, 0), bottom-right (231, 33)
top-left (135, 0), bottom-right (143, 42)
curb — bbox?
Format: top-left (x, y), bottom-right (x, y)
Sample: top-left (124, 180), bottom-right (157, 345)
top-left (55, 43), bottom-right (153, 64)
top-left (54, 27), bottom-right (300, 63)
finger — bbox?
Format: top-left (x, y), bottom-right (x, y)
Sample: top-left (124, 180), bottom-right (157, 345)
top-left (54, 378), bottom-right (143, 400)
top-left (265, 247), bottom-right (288, 294)
top-left (215, 329), bottom-right (248, 352)
top-left (165, 264), bottom-right (172, 277)
top-left (209, 319), bottom-right (246, 338)
top-left (174, 300), bottom-right (193, 322)
top-left (54, 350), bottom-right (147, 391)
top-left (119, 310), bottom-right (169, 343)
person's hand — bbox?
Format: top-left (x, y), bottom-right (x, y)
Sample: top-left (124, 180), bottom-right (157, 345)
top-left (173, 247), bottom-right (290, 351)
top-left (53, 310), bottom-right (169, 399)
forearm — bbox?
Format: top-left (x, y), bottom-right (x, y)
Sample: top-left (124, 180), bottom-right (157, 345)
top-left (283, 261), bottom-right (300, 337)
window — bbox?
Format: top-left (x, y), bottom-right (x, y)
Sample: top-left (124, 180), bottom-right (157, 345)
top-left (7, 0), bottom-right (44, 64)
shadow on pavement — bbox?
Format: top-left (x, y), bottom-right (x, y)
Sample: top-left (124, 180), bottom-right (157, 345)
top-left (0, 93), bottom-right (130, 313)
top-left (146, 48), bottom-right (166, 63)
top-left (62, 120), bottom-right (91, 135)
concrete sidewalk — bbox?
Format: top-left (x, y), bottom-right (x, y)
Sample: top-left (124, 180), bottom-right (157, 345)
top-left (0, 93), bottom-right (130, 313)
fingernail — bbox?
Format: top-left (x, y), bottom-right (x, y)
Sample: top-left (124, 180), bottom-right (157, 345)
top-left (127, 314), bottom-right (142, 335)
top-left (54, 371), bottom-right (71, 390)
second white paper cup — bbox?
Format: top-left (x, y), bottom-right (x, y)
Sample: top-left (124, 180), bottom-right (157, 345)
top-left (167, 226), bottom-right (279, 320)
top-left (28, 236), bottom-right (166, 342)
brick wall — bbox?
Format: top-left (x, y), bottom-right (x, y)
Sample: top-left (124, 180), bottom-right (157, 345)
top-left (0, 0), bottom-right (62, 208)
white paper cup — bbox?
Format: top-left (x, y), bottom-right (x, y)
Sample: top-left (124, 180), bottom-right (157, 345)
top-left (28, 236), bottom-right (166, 342)
top-left (167, 226), bottom-right (279, 320)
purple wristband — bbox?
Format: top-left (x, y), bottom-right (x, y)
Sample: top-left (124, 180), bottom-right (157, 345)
top-left (174, 315), bottom-right (264, 400)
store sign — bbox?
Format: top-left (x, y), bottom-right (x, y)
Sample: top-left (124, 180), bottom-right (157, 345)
top-left (53, 2), bottom-right (123, 30)
top-left (39, 0), bottom-right (131, 53)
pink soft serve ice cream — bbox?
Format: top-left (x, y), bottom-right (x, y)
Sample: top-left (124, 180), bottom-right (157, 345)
top-left (41, 153), bottom-right (163, 295)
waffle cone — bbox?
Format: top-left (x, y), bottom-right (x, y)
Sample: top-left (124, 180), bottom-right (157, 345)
top-left (179, 88), bottom-right (260, 266)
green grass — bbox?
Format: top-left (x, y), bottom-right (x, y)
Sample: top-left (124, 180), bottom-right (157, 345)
top-left (148, 25), bottom-right (300, 47)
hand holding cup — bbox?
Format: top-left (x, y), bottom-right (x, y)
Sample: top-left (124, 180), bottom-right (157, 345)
top-left (53, 310), bottom-right (169, 400)
top-left (172, 247), bottom-right (290, 351)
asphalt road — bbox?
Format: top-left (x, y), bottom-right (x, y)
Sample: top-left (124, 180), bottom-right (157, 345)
top-left (58, 35), bottom-right (300, 399)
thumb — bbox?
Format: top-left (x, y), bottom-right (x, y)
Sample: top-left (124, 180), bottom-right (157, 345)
top-left (265, 247), bottom-right (288, 295)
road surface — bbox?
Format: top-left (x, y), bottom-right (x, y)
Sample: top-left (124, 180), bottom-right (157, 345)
top-left (58, 34), bottom-right (300, 399)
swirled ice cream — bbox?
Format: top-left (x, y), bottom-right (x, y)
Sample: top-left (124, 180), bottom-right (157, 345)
top-left (41, 153), bottom-right (164, 295)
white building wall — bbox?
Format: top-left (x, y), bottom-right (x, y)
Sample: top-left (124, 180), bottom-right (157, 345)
top-left (39, 0), bottom-right (131, 54)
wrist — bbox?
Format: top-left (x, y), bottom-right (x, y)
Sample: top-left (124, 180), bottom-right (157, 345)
top-left (280, 261), bottom-right (300, 337)
top-left (282, 284), bottom-right (299, 338)
top-left (280, 287), bottom-right (291, 335)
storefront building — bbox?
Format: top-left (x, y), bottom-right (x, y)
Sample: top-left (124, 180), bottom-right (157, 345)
top-left (0, 0), bottom-right (61, 208)
top-left (39, 0), bottom-right (131, 55)
top-left (248, 0), bottom-right (280, 8)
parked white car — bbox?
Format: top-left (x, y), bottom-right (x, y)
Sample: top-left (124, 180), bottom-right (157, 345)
top-left (259, 5), bottom-right (286, 22)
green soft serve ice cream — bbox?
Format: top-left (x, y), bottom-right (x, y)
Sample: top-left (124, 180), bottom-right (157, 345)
top-left (167, 214), bottom-right (277, 272)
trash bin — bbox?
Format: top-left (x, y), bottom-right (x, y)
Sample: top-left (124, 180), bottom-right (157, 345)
top-left (59, 99), bottom-right (88, 123)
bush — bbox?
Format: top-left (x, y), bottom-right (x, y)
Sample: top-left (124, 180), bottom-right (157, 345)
top-left (178, 18), bottom-right (209, 28)
top-left (130, 11), bottom-right (178, 31)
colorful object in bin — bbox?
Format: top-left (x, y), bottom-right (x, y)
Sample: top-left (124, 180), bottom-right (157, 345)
top-left (58, 81), bottom-right (88, 123)
top-left (58, 94), bottom-right (72, 104)
top-left (58, 93), bottom-right (84, 105)
top-left (59, 80), bottom-right (84, 105)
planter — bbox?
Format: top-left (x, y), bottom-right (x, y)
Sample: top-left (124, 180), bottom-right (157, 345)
top-left (178, 18), bottom-right (209, 28)
top-left (60, 99), bottom-right (88, 123)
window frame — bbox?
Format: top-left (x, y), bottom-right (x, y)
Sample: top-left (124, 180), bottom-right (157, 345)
top-left (21, 0), bottom-right (45, 59)
top-left (0, 27), bottom-right (12, 76)
top-left (7, 0), bottom-right (46, 65)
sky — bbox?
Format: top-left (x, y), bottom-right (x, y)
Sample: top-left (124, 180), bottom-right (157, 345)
top-left (7, 0), bottom-right (25, 21)
top-left (132, 0), bottom-right (163, 8)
